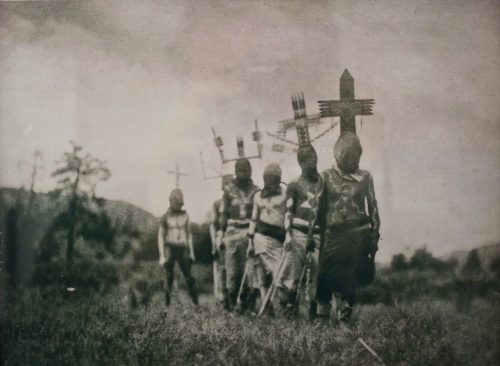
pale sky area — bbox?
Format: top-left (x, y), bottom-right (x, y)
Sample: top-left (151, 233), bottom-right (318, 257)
top-left (1, 0), bottom-right (499, 262)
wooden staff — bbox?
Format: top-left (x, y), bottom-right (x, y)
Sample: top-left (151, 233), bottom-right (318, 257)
top-left (210, 223), bottom-right (219, 299)
top-left (294, 251), bottom-right (312, 306)
top-left (257, 250), bottom-right (288, 317)
top-left (235, 260), bottom-right (251, 308)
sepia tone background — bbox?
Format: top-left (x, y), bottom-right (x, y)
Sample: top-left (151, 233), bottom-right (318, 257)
top-left (1, 2), bottom-right (499, 365)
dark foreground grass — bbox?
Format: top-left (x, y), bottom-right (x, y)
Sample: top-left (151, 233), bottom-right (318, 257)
top-left (2, 286), bottom-right (499, 365)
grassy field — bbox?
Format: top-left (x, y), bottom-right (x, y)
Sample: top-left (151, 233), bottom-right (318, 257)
top-left (2, 270), bottom-right (499, 366)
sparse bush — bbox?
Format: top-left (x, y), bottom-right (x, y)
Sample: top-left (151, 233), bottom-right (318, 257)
top-left (5, 206), bottom-right (20, 288)
top-left (134, 228), bottom-right (159, 261)
top-left (51, 142), bottom-right (111, 264)
top-left (391, 253), bottom-right (408, 271)
top-left (461, 249), bottom-right (484, 276)
top-left (80, 210), bottom-right (115, 251)
top-left (409, 248), bottom-right (433, 270)
top-left (31, 256), bottom-right (119, 293)
top-left (490, 256), bottom-right (500, 280)
top-left (409, 248), bottom-right (454, 272)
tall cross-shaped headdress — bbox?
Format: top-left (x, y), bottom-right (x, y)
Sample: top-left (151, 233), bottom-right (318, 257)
top-left (292, 92), bottom-right (311, 146)
top-left (210, 120), bottom-right (263, 164)
top-left (266, 92), bottom-right (338, 150)
top-left (318, 69), bottom-right (375, 135)
top-left (167, 161), bottom-right (188, 189)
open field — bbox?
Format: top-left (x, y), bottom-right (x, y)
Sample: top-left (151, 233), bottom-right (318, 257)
top-left (2, 277), bottom-right (499, 366)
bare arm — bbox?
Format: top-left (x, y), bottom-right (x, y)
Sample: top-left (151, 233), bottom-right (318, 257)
top-left (317, 172), bottom-right (328, 246)
top-left (209, 223), bottom-right (216, 252)
top-left (209, 202), bottom-right (218, 251)
top-left (212, 201), bottom-right (220, 232)
top-left (218, 189), bottom-right (230, 234)
top-left (158, 216), bottom-right (167, 265)
top-left (366, 172), bottom-right (380, 255)
top-left (248, 193), bottom-right (260, 237)
top-left (186, 214), bottom-right (195, 261)
top-left (283, 182), bottom-right (297, 249)
top-left (366, 173), bottom-right (380, 235)
top-left (283, 182), bottom-right (296, 237)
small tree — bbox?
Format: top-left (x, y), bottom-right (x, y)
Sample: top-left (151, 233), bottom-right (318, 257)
top-left (408, 247), bottom-right (452, 272)
top-left (490, 256), bottom-right (500, 280)
top-left (27, 150), bottom-right (43, 211)
top-left (409, 248), bottom-right (435, 270)
top-left (51, 142), bottom-right (110, 266)
top-left (461, 249), bottom-right (483, 276)
top-left (391, 253), bottom-right (409, 271)
top-left (5, 206), bottom-right (20, 289)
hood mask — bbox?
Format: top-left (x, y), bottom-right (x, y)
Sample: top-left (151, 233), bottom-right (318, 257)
top-left (169, 188), bottom-right (184, 212)
top-left (297, 145), bottom-right (319, 180)
top-left (334, 132), bottom-right (362, 175)
top-left (261, 163), bottom-right (282, 198)
top-left (235, 158), bottom-right (252, 188)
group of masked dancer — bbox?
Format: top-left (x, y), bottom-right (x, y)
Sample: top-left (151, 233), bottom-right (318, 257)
top-left (157, 131), bottom-right (380, 323)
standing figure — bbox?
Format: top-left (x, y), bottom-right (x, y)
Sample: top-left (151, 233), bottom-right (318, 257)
top-left (279, 144), bottom-right (324, 319)
top-left (158, 188), bottom-right (198, 306)
top-left (210, 174), bottom-right (233, 307)
top-left (317, 132), bottom-right (380, 322)
top-left (247, 163), bottom-right (287, 314)
top-left (216, 158), bottom-right (260, 310)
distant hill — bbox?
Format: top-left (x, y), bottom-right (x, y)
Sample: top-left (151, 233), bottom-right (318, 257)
top-left (0, 187), bottom-right (159, 236)
top-left (0, 187), bottom-right (214, 268)
top-left (101, 199), bottom-right (159, 235)
top-left (0, 187), bottom-right (162, 280)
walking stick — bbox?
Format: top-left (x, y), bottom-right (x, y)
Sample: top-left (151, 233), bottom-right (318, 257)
top-left (257, 250), bottom-right (288, 317)
top-left (235, 260), bottom-right (251, 308)
top-left (210, 225), bottom-right (219, 299)
top-left (213, 260), bottom-right (219, 298)
top-left (294, 251), bottom-right (312, 306)
top-left (294, 197), bottom-right (319, 308)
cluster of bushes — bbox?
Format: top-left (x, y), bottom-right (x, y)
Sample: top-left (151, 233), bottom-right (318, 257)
top-left (31, 256), bottom-right (120, 294)
top-left (390, 247), bottom-right (498, 278)
top-left (2, 194), bottom-right (214, 298)
top-left (3, 145), bottom-right (217, 301)
top-left (390, 248), bottom-right (457, 272)
top-left (358, 248), bottom-right (500, 306)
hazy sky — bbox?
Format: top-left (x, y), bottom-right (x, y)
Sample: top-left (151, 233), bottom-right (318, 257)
top-left (1, 0), bottom-right (499, 261)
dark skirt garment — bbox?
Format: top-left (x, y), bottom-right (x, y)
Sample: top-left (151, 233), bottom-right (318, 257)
top-left (317, 224), bottom-right (372, 305)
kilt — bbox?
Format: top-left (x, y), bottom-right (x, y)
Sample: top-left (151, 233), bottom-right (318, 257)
top-left (317, 224), bottom-right (371, 306)
top-left (213, 246), bottom-right (227, 302)
top-left (224, 226), bottom-right (252, 293)
top-left (277, 229), bottom-right (319, 298)
top-left (252, 232), bottom-right (283, 287)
